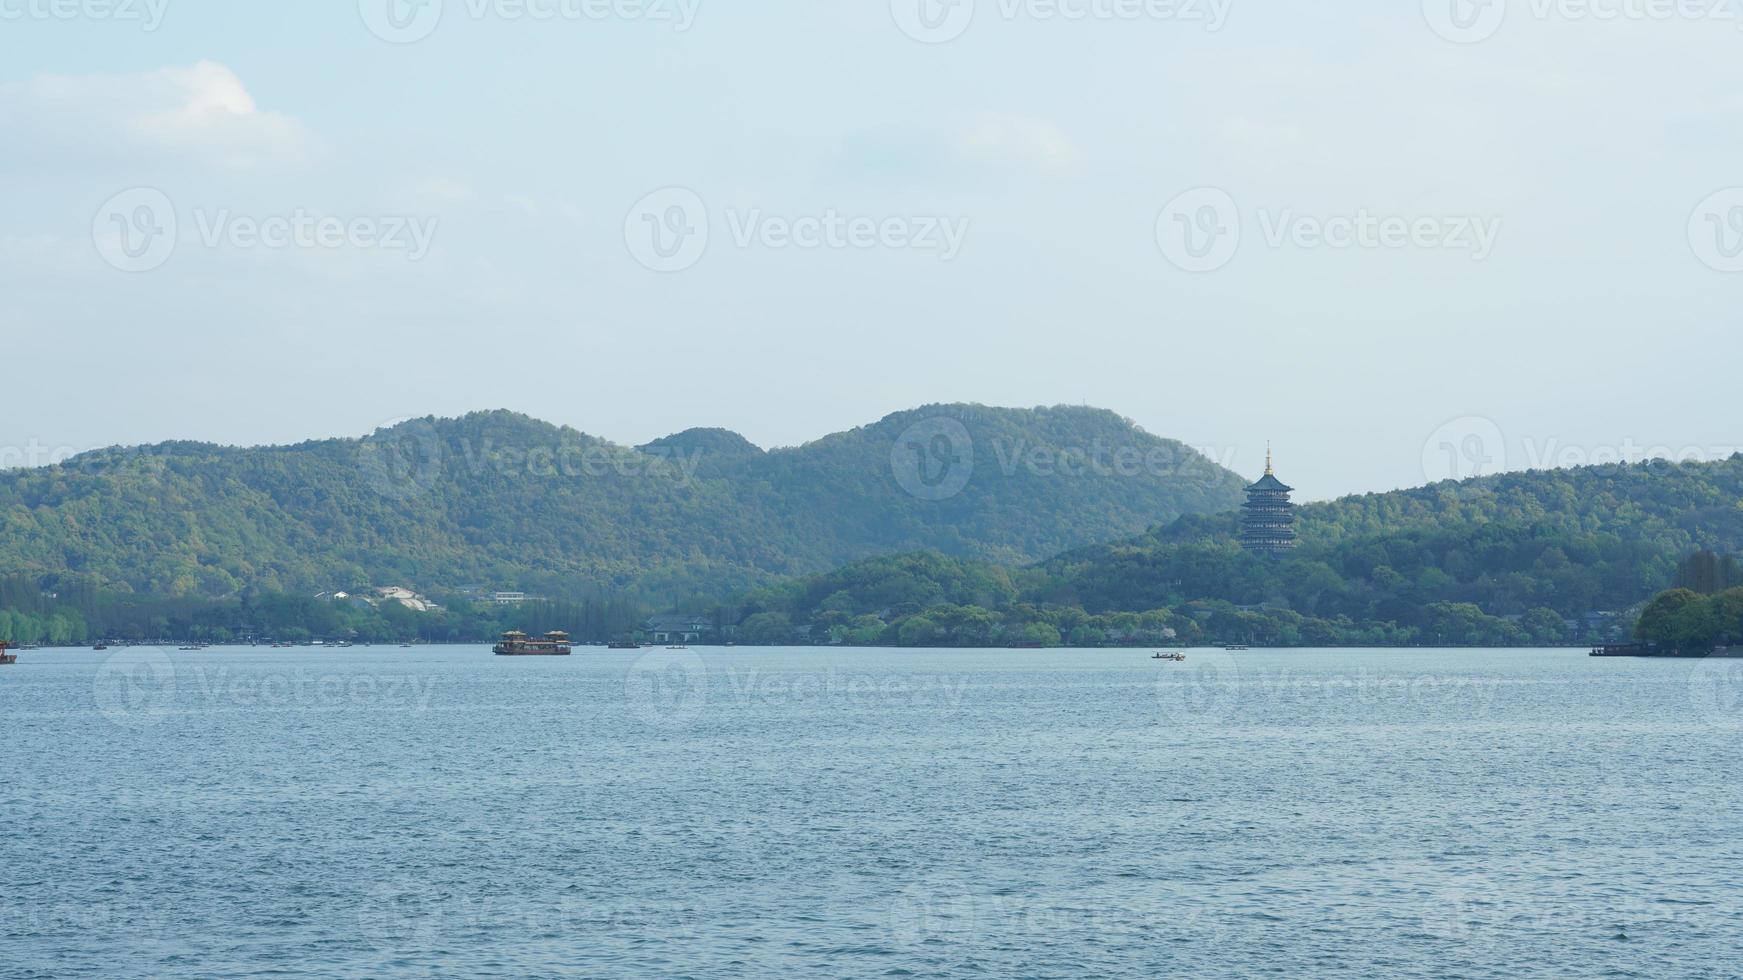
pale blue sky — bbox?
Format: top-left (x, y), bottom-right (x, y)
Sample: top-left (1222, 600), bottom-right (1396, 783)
top-left (3, 1), bottom-right (1740, 500)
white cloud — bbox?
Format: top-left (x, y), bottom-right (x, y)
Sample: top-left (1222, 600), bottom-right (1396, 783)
top-left (0, 61), bottom-right (313, 172)
top-left (954, 115), bottom-right (1084, 176)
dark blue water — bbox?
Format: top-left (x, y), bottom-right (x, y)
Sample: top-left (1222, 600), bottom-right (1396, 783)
top-left (4, 646), bottom-right (1741, 978)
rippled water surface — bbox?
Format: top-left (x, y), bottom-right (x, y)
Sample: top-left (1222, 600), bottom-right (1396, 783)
top-left (4, 646), bottom-right (1742, 978)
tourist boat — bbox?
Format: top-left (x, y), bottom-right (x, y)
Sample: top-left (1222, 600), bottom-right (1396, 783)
top-left (1224, 644), bottom-right (1248, 651)
top-left (494, 630), bottom-right (573, 656)
top-left (93, 643), bottom-right (109, 651)
top-left (0, 642), bottom-right (16, 666)
top-left (608, 641), bottom-right (641, 650)
top-left (1152, 652), bottom-right (1186, 662)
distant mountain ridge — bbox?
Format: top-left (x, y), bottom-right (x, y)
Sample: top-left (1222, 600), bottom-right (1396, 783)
top-left (0, 405), bottom-right (1246, 600)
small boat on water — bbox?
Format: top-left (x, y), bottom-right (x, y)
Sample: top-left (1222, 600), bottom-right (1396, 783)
top-left (494, 630), bottom-right (573, 656)
top-left (0, 642), bottom-right (16, 666)
top-left (93, 644), bottom-right (109, 651)
top-left (1152, 652), bottom-right (1187, 662)
top-left (608, 641), bottom-right (641, 650)
top-left (1224, 644), bottom-right (1249, 651)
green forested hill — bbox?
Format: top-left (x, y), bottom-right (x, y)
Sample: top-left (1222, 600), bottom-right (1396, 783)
top-left (0, 405), bottom-right (1244, 601)
top-left (1040, 458), bottom-right (1743, 624)
top-left (721, 458), bottom-right (1743, 647)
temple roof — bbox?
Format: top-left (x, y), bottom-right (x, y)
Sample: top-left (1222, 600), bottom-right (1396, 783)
top-left (1246, 472), bottom-right (1293, 493)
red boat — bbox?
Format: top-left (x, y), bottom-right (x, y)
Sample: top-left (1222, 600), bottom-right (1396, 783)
top-left (0, 641), bottom-right (16, 665)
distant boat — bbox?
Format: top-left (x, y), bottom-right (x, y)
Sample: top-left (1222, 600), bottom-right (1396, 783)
top-left (1224, 644), bottom-right (1249, 651)
top-left (495, 630), bottom-right (573, 656)
top-left (0, 642), bottom-right (16, 666)
top-left (93, 644), bottom-right (109, 651)
top-left (608, 641), bottom-right (641, 650)
top-left (1152, 652), bottom-right (1186, 662)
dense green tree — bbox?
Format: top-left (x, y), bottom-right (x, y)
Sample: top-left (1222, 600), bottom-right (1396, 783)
top-left (1635, 588), bottom-right (1720, 652)
top-left (1521, 607), bottom-right (1571, 645)
top-left (1675, 551), bottom-right (1743, 595)
top-left (737, 612), bottom-right (794, 646)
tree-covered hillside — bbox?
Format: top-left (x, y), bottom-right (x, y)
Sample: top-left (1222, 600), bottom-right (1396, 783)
top-left (1045, 457), bottom-right (1743, 621)
top-left (701, 458), bottom-right (1743, 648)
top-left (0, 405), bottom-right (1243, 601)
top-left (0, 574), bottom-right (642, 648)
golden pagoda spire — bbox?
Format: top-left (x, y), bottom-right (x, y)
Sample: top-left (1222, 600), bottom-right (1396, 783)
top-left (1265, 442), bottom-right (1274, 476)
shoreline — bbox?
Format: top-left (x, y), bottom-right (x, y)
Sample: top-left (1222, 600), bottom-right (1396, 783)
top-left (8, 643), bottom-right (1613, 653)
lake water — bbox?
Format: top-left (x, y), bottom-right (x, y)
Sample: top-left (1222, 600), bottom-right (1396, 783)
top-left (3, 646), bottom-right (1741, 978)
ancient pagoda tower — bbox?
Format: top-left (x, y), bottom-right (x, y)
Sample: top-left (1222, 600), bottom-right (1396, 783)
top-left (1239, 446), bottom-right (1297, 555)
